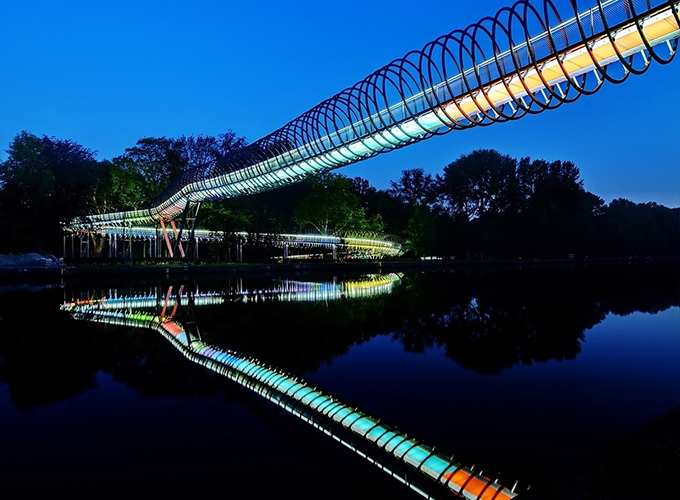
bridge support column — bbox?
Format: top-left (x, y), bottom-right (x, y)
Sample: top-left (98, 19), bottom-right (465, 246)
top-left (79, 233), bottom-right (90, 258)
top-left (236, 241), bottom-right (243, 263)
top-left (159, 219), bottom-right (174, 258)
top-left (169, 220), bottom-right (186, 258)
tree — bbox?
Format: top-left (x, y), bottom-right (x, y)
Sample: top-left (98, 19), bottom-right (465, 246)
top-left (112, 137), bottom-right (185, 205)
top-left (351, 177), bottom-right (404, 234)
top-left (518, 158), bottom-right (603, 257)
top-left (110, 131), bottom-right (248, 212)
top-left (437, 149), bottom-right (519, 220)
top-left (432, 150), bottom-right (610, 258)
top-left (404, 205), bottom-right (436, 257)
top-left (0, 131), bottom-right (107, 253)
top-left (42, 135), bottom-right (111, 219)
top-left (386, 168), bottom-right (439, 256)
top-left (109, 156), bottom-right (148, 211)
top-left (598, 199), bottom-right (680, 256)
top-left (0, 132), bottom-right (54, 252)
top-left (294, 172), bottom-right (379, 234)
top-left (178, 131), bottom-right (248, 173)
top-left (388, 167), bottom-right (437, 207)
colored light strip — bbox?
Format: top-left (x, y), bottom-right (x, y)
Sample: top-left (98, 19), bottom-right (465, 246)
top-left (70, 226), bottom-right (405, 257)
top-left (69, 0), bottom-right (680, 231)
top-left (62, 281), bottom-right (521, 499)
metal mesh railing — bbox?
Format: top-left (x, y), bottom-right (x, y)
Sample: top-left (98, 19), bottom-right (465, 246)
top-left (70, 0), bottom-right (679, 231)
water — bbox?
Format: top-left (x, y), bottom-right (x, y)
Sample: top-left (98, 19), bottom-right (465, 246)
top-left (1, 262), bottom-right (678, 498)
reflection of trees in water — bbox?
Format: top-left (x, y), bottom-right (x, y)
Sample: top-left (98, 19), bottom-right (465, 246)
top-left (0, 287), bottom-right (99, 411)
top-left (392, 279), bottom-right (607, 374)
top-left (0, 303), bottom-right (231, 411)
top-left (0, 263), bottom-right (677, 409)
top-left (191, 263), bottom-right (679, 376)
top-left (390, 279), bottom-right (597, 374)
top-left (195, 295), bottom-right (387, 375)
top-left (0, 286), bottom-right (247, 410)
top-left (390, 263), bottom-right (680, 374)
top-left (431, 299), bottom-right (593, 374)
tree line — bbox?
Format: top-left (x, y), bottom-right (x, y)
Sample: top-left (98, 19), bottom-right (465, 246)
top-left (0, 130), bottom-right (678, 260)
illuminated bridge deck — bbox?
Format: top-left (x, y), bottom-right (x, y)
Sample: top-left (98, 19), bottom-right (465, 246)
top-left (66, 226), bottom-right (405, 259)
top-left (69, 0), bottom-right (680, 231)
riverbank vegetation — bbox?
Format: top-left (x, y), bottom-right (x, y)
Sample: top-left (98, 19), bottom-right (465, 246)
top-left (1, 130), bottom-right (678, 260)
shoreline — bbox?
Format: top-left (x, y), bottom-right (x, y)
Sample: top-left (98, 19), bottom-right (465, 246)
top-left (59, 255), bottom-right (680, 279)
top-left (2, 256), bottom-right (678, 288)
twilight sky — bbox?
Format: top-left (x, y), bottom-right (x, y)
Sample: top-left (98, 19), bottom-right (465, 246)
top-left (2, 0), bottom-right (679, 207)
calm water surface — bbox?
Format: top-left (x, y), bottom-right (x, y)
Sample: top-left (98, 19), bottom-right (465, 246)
top-left (1, 262), bottom-right (678, 498)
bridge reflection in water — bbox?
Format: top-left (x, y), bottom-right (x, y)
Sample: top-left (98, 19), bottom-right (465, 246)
top-left (61, 274), bottom-right (522, 500)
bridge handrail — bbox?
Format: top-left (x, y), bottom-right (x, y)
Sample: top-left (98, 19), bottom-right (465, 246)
top-left (68, 0), bottom-right (679, 231)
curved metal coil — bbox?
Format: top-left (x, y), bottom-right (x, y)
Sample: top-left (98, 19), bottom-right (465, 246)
top-left (70, 0), bottom-right (679, 230)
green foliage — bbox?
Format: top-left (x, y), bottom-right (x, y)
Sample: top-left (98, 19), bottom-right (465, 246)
top-left (597, 199), bottom-right (680, 256)
top-left (403, 206), bottom-right (436, 257)
top-left (110, 131), bottom-right (248, 211)
top-left (438, 149), bottom-right (520, 219)
top-left (388, 167), bottom-right (437, 207)
top-left (110, 156), bottom-right (148, 210)
top-left (0, 132), bottom-right (53, 211)
top-left (0, 131), bottom-right (108, 253)
top-left (434, 149), bottom-right (617, 258)
top-left (294, 172), bottom-right (379, 234)
top-left (113, 137), bottom-right (185, 204)
top-left (0, 129), bottom-right (677, 260)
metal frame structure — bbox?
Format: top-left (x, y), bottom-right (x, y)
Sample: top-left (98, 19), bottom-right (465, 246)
top-left (64, 226), bottom-right (405, 260)
top-left (68, 0), bottom-right (679, 235)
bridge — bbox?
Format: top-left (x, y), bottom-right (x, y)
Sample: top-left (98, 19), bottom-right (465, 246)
top-left (61, 276), bottom-right (524, 500)
top-left (66, 225), bottom-right (405, 261)
top-left (67, 0), bottom-right (679, 258)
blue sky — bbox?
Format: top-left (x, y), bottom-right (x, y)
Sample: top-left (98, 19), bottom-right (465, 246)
top-left (2, 0), bottom-right (679, 207)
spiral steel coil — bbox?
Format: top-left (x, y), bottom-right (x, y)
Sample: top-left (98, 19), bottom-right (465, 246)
top-left (70, 0), bottom-right (679, 230)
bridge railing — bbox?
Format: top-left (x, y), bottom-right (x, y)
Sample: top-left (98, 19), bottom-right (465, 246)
top-left (68, 0), bottom-right (679, 232)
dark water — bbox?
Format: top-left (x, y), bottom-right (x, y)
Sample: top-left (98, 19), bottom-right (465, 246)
top-left (1, 262), bottom-right (678, 499)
